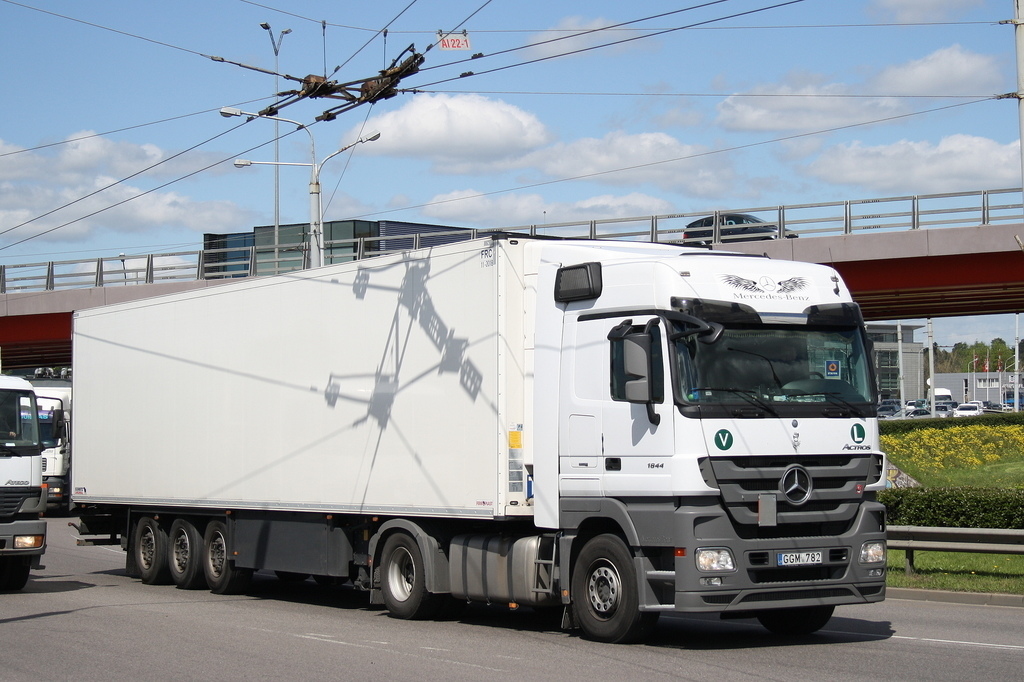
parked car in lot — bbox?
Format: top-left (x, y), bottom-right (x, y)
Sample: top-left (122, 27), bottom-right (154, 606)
top-left (905, 408), bottom-right (933, 419)
top-left (683, 213), bottom-right (781, 245)
top-left (877, 404), bottom-right (901, 418)
top-left (933, 404), bottom-right (953, 418)
top-left (953, 403), bottom-right (983, 417)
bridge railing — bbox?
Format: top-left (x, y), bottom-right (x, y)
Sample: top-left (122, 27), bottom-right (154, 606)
top-left (2, 187), bottom-right (1022, 294)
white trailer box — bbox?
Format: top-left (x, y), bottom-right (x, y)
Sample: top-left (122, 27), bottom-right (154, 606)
top-left (74, 239), bottom-right (529, 518)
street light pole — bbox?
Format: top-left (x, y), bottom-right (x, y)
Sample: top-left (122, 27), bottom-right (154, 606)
top-left (260, 23), bottom-right (291, 240)
top-left (220, 107), bottom-right (315, 267)
top-left (225, 106), bottom-right (380, 269)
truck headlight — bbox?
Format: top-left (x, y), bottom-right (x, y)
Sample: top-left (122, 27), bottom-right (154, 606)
top-left (859, 540), bottom-right (886, 564)
top-left (14, 535), bottom-right (44, 549)
top-left (695, 548), bottom-right (735, 572)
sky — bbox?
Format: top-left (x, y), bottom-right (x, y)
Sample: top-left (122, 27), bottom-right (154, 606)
top-left (1, 0), bottom-right (1022, 348)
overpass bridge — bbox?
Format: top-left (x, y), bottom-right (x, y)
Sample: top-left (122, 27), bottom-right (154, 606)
top-left (3, 187), bottom-right (1024, 369)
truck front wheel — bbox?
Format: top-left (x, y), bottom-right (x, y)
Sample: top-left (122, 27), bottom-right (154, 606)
top-left (168, 518), bottom-right (207, 590)
top-left (0, 557), bottom-right (31, 591)
top-left (571, 534), bottom-right (658, 643)
top-left (755, 605), bottom-right (835, 636)
top-left (202, 520), bottom-right (252, 595)
top-left (134, 516), bottom-right (172, 585)
top-left (379, 532), bottom-right (442, 620)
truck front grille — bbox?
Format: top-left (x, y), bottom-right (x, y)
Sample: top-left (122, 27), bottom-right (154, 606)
top-left (0, 487), bottom-right (37, 517)
top-left (701, 454), bottom-right (882, 539)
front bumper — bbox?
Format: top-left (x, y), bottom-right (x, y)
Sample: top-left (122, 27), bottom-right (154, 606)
top-left (665, 500), bottom-right (886, 613)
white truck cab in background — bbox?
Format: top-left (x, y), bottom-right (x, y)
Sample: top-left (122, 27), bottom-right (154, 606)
top-left (0, 374), bottom-right (47, 591)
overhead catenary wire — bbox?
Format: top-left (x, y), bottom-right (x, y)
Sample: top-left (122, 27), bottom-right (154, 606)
top-left (346, 98), bottom-right (996, 221)
top-left (409, 0), bottom-right (808, 89)
top-left (0, 0), bottom-right (1003, 253)
top-left (0, 120), bottom-right (325, 252)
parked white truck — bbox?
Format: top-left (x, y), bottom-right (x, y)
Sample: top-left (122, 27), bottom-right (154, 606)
top-left (71, 236), bottom-right (886, 642)
top-left (31, 373), bottom-right (73, 513)
top-left (0, 374), bottom-right (47, 591)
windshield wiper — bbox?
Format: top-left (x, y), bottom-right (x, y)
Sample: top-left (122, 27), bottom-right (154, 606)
top-left (690, 387), bottom-right (778, 416)
top-left (785, 391), bottom-right (866, 417)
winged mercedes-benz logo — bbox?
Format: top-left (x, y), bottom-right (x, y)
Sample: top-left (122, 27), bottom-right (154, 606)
top-left (721, 275), bottom-right (808, 293)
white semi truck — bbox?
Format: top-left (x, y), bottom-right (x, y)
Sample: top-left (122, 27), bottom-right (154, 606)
top-left (0, 374), bottom-right (47, 591)
top-left (31, 373), bottom-right (73, 513)
top-left (71, 236), bottom-right (886, 642)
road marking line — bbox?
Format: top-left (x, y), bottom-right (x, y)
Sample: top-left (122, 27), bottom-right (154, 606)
top-left (891, 635), bottom-right (1024, 651)
top-left (829, 629), bottom-right (1024, 651)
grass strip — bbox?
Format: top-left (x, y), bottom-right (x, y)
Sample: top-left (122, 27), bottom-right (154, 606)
top-left (886, 550), bottom-right (1024, 594)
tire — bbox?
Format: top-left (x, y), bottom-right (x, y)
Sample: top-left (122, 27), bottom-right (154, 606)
top-left (571, 534), bottom-right (658, 643)
top-left (202, 520), bottom-right (252, 595)
top-left (379, 532), bottom-right (442, 620)
top-left (133, 516), bottom-right (172, 585)
top-left (168, 518), bottom-right (207, 590)
top-left (756, 605), bottom-right (835, 636)
top-left (0, 557), bottom-right (31, 591)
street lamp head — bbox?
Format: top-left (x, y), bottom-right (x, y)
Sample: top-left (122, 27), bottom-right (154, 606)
top-left (233, 159), bottom-right (253, 168)
top-left (220, 107), bottom-right (243, 118)
top-left (260, 22), bottom-right (271, 30)
top-left (282, 28), bottom-right (292, 35)
top-left (364, 130), bottom-right (382, 142)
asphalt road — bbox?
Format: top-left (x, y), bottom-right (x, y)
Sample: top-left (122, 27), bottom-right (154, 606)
top-left (2, 518), bottom-right (1022, 682)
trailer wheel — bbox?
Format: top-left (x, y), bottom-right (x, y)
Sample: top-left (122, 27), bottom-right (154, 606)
top-left (134, 516), bottom-right (172, 585)
top-left (571, 534), bottom-right (658, 643)
top-left (168, 519), bottom-right (207, 590)
top-left (380, 532), bottom-right (442, 620)
top-left (202, 520), bottom-right (252, 595)
top-left (755, 605), bottom-right (835, 636)
top-left (0, 557), bottom-right (31, 591)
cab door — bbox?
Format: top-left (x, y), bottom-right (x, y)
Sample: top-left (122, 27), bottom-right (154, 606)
top-left (558, 314), bottom-right (674, 497)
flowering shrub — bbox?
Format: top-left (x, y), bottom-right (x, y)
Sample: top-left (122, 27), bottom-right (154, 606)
top-left (881, 425), bottom-right (1024, 473)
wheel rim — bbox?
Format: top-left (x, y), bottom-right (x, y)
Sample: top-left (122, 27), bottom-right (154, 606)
top-left (386, 546), bottom-right (415, 602)
top-left (139, 525), bottom-right (157, 570)
top-left (586, 561), bottom-right (620, 619)
top-left (171, 529), bottom-right (191, 574)
top-left (207, 531), bottom-right (227, 579)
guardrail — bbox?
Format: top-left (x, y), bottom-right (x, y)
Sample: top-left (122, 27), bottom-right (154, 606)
top-left (2, 187), bottom-right (1022, 295)
top-left (887, 525), bottom-right (1024, 575)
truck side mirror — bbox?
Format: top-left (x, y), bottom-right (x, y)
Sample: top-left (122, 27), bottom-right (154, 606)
top-left (51, 409), bottom-right (67, 443)
top-left (622, 335), bottom-right (654, 403)
top-left (609, 319), bottom-right (662, 426)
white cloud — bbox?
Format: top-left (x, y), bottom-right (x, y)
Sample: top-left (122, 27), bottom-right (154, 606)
top-left (420, 188), bottom-right (673, 227)
top-left (525, 16), bottom-right (648, 60)
top-left (715, 45), bottom-right (1000, 133)
top-left (718, 82), bottom-right (903, 132)
top-left (0, 135), bottom-right (254, 243)
top-left (806, 134), bottom-right (1021, 194)
top-left (349, 94), bottom-right (551, 172)
top-left (870, 45), bottom-right (1001, 96)
top-left (869, 0), bottom-right (984, 23)
top-left (518, 131), bottom-right (737, 197)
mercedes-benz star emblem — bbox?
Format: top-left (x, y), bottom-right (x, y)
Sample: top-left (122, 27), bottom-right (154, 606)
top-left (780, 464), bottom-right (813, 506)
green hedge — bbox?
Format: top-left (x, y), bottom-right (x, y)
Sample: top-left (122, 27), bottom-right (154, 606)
top-left (880, 411), bottom-right (1024, 436)
top-left (879, 487), bottom-right (1024, 528)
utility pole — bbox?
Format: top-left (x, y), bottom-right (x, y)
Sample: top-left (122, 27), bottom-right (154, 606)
top-left (261, 23), bottom-right (291, 243)
top-left (1014, 2), bottom-right (1024, 199)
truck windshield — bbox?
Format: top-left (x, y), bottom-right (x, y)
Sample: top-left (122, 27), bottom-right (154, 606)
top-left (0, 390), bottom-right (40, 447)
top-left (674, 324), bottom-right (874, 409)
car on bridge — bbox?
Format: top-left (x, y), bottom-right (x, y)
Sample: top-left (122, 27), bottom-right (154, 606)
top-left (682, 213), bottom-right (780, 245)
